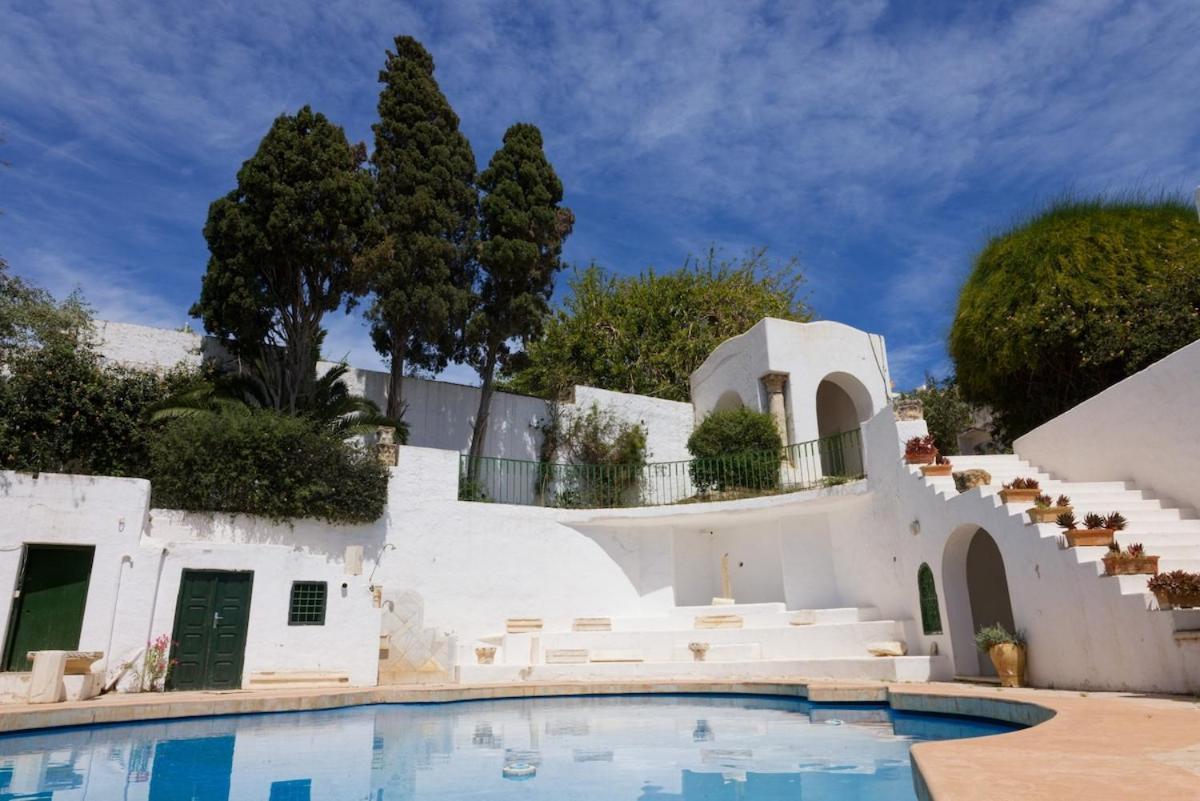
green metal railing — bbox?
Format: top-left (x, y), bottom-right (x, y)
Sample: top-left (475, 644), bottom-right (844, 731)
top-left (459, 428), bottom-right (864, 509)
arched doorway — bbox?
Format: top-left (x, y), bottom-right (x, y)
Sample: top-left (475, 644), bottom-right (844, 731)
top-left (942, 525), bottom-right (1016, 677)
top-left (814, 372), bottom-right (872, 476)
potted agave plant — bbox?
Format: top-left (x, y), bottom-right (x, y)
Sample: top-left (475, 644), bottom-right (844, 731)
top-left (1147, 570), bottom-right (1200, 610)
top-left (998, 477), bottom-right (1040, 504)
top-left (1102, 541), bottom-right (1159, 577)
top-left (904, 435), bottom-right (938, 465)
top-left (1057, 511), bottom-right (1125, 548)
top-left (921, 453), bottom-right (953, 477)
top-left (1027, 493), bottom-right (1072, 524)
top-left (975, 623), bottom-right (1027, 688)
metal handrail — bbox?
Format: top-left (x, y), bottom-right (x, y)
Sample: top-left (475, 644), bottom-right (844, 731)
top-left (459, 428), bottom-right (864, 509)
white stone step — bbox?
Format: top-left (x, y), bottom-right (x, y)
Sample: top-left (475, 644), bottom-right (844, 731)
top-left (608, 605), bottom-right (879, 631)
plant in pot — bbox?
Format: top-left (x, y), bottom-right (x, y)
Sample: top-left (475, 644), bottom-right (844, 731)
top-left (974, 623), bottom-right (1027, 688)
top-left (1027, 493), bottom-right (1072, 524)
top-left (1147, 570), bottom-right (1200, 610)
top-left (904, 435), bottom-right (938, 465)
top-left (921, 453), bottom-right (953, 477)
top-left (998, 477), bottom-right (1040, 504)
top-left (1102, 540), bottom-right (1159, 577)
top-left (1056, 510), bottom-right (1119, 548)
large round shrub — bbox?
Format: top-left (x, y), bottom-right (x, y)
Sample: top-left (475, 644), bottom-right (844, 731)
top-left (950, 196), bottom-right (1200, 440)
top-left (148, 410), bottom-right (388, 523)
top-left (687, 407), bottom-right (782, 492)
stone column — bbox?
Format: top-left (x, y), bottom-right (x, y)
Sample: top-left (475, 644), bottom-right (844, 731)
top-left (760, 372), bottom-right (790, 445)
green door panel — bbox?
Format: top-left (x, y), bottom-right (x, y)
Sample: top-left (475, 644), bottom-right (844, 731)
top-left (4, 546), bottom-right (95, 672)
top-left (168, 570), bottom-right (252, 691)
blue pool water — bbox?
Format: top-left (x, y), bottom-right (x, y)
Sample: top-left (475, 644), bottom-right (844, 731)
top-left (0, 695), bottom-right (1017, 800)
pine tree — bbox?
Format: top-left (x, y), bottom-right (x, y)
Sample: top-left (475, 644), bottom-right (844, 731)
top-left (465, 123), bottom-right (574, 470)
top-left (367, 36), bottom-right (478, 418)
top-left (193, 106), bottom-right (372, 413)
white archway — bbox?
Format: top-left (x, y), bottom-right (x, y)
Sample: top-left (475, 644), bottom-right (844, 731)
top-left (814, 372), bottom-right (872, 475)
top-left (942, 524), bottom-right (1016, 677)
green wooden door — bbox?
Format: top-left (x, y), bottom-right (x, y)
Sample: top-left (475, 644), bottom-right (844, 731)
top-left (3, 545), bottom-right (95, 671)
top-left (168, 570), bottom-right (253, 691)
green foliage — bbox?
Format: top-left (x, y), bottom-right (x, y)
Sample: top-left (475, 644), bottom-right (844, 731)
top-left (366, 36), bottom-right (478, 417)
top-left (974, 623), bottom-right (1024, 652)
top-left (504, 249), bottom-right (809, 401)
top-left (148, 411), bottom-right (388, 524)
top-left (687, 408), bottom-right (782, 492)
top-left (465, 123), bottom-right (573, 464)
top-left (905, 374), bottom-right (974, 456)
top-left (193, 106), bottom-right (374, 414)
top-left (950, 194), bottom-right (1200, 440)
top-left (539, 402), bottom-right (646, 508)
top-left (0, 340), bottom-right (197, 478)
top-left (0, 261), bottom-right (90, 358)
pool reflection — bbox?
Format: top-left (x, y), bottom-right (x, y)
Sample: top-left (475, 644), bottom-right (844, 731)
top-left (0, 696), bottom-right (1017, 801)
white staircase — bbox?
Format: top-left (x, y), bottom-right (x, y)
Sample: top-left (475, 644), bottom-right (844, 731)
top-left (457, 602), bottom-right (949, 683)
top-left (913, 453), bottom-right (1200, 661)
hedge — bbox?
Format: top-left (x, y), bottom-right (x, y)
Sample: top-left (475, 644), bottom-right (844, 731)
top-left (686, 407), bottom-right (782, 492)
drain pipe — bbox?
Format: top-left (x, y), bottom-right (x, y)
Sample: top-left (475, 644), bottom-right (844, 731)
top-left (102, 554), bottom-right (133, 679)
top-left (104, 545), bottom-right (168, 694)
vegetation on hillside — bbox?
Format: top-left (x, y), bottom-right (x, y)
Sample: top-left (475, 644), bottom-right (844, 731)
top-left (950, 194), bottom-right (1200, 440)
top-left (504, 249), bottom-right (809, 402)
top-left (904, 374), bottom-right (976, 456)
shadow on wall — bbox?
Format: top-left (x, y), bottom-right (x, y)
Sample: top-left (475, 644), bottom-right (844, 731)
top-left (941, 524), bottom-right (1016, 677)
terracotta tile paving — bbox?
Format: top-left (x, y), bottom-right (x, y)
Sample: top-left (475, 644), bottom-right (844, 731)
top-left (1, 678), bottom-right (1197, 800)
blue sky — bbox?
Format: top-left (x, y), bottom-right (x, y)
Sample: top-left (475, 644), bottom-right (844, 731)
top-left (2, 0), bottom-right (1198, 389)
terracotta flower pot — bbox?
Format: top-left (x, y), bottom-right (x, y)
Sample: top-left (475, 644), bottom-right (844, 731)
top-left (1102, 554), bottom-right (1159, 576)
top-left (1027, 505), bottom-right (1072, 524)
top-left (905, 453), bottom-right (936, 465)
top-left (1152, 590), bottom-right (1200, 610)
top-left (988, 643), bottom-right (1027, 688)
top-left (998, 488), bottom-right (1040, 504)
top-left (1064, 528), bottom-right (1115, 548)
top-left (920, 463), bottom-right (953, 476)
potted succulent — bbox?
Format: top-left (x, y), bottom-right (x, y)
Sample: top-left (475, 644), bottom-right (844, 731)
top-left (1147, 570), bottom-right (1200, 610)
top-left (1102, 541), bottom-right (1159, 577)
top-left (1057, 511), bottom-right (1124, 548)
top-left (921, 453), bottom-right (953, 477)
top-left (974, 623), bottom-right (1027, 688)
top-left (904, 435), bottom-right (938, 465)
top-left (998, 477), bottom-right (1040, 504)
top-left (1027, 493), bottom-right (1072, 524)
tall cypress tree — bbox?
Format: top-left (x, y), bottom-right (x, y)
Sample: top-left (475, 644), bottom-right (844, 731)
top-left (368, 36), bottom-right (478, 418)
top-left (193, 106), bottom-right (372, 413)
top-left (465, 123), bottom-right (574, 469)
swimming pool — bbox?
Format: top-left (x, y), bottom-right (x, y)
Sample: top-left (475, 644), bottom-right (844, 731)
top-left (0, 694), bottom-right (1018, 800)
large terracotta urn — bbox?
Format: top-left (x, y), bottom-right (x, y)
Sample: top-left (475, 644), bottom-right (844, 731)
top-left (989, 643), bottom-right (1027, 688)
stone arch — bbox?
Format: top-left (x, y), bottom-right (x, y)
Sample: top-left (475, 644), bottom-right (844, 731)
top-left (814, 371), bottom-right (872, 475)
top-left (713, 390), bottom-right (745, 412)
top-left (917, 562), bottom-right (942, 635)
top-left (942, 524), bottom-right (1016, 677)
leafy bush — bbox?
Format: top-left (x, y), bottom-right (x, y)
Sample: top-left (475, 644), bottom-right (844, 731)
top-left (950, 195), bottom-right (1200, 440)
top-left (539, 402), bottom-right (647, 508)
top-left (904, 374), bottom-right (976, 455)
top-left (0, 341), bottom-right (196, 478)
top-left (148, 410), bottom-right (388, 523)
top-left (687, 407), bottom-right (782, 493)
top-left (974, 623), bottom-right (1024, 652)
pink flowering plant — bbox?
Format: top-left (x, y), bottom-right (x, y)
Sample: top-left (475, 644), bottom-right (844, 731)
top-left (123, 634), bottom-right (177, 692)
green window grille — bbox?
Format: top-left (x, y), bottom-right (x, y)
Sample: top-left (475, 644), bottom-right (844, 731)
top-left (287, 581), bottom-right (327, 626)
top-left (917, 563), bottom-right (942, 635)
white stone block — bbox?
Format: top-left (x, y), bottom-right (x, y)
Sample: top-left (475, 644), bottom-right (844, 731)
top-left (27, 651), bottom-right (67, 704)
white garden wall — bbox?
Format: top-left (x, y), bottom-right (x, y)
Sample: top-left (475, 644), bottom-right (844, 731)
top-left (1014, 338), bottom-right (1200, 513)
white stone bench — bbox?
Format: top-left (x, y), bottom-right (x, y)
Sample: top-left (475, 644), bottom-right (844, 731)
top-left (27, 650), bottom-right (103, 704)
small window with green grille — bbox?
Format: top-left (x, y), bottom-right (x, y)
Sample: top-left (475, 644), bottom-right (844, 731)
top-left (288, 581), bottom-right (326, 626)
top-left (917, 563), bottom-right (943, 635)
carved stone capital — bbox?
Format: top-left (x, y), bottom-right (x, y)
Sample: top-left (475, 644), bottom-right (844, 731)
top-left (760, 372), bottom-right (789, 394)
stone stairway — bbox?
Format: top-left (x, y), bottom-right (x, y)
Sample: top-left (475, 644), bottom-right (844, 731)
top-left (456, 602), bottom-right (949, 684)
top-left (914, 453), bottom-right (1200, 625)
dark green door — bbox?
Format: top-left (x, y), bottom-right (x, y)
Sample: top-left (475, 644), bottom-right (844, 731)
top-left (3, 545), bottom-right (95, 671)
top-left (168, 570), bottom-right (253, 691)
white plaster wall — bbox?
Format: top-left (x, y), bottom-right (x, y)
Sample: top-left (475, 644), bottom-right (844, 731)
top-left (94, 320), bottom-right (206, 371)
top-left (1014, 338), bottom-right (1200, 513)
top-left (569, 386), bottom-right (694, 462)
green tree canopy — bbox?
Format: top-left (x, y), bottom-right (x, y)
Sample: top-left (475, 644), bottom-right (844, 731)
top-left (950, 195), bottom-right (1200, 440)
top-left (0, 261), bottom-right (90, 358)
top-left (192, 106), bottom-right (373, 414)
top-left (504, 248), bottom-right (809, 401)
top-left (366, 35), bottom-right (479, 418)
top-left (464, 123), bottom-right (573, 466)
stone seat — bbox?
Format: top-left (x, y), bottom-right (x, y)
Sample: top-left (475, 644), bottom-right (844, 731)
top-left (26, 650), bottom-right (104, 704)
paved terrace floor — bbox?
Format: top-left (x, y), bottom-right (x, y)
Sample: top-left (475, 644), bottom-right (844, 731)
top-left (0, 679), bottom-right (1197, 801)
